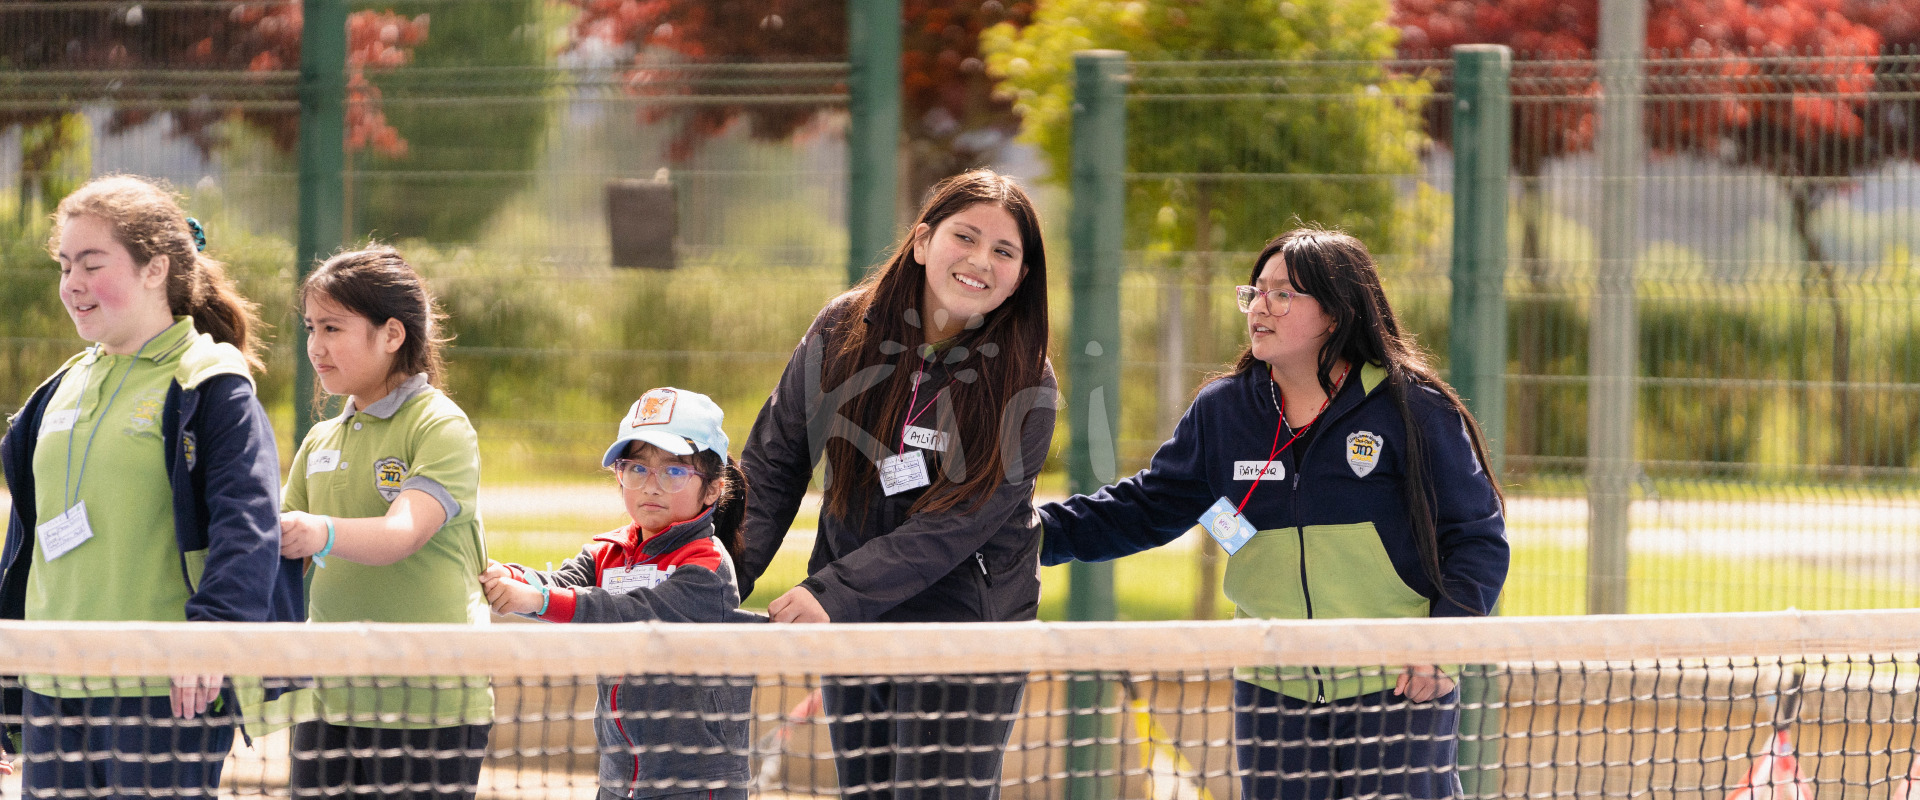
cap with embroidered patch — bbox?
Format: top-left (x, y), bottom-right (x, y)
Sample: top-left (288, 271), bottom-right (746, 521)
top-left (601, 387), bottom-right (731, 466)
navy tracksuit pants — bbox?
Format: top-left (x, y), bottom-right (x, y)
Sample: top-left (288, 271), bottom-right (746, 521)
top-left (1234, 680), bottom-right (1462, 800)
top-left (21, 690), bottom-right (236, 799)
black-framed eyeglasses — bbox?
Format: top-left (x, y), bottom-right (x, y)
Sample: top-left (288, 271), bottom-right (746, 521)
top-left (610, 459), bottom-right (706, 493)
top-left (1235, 285), bottom-right (1310, 316)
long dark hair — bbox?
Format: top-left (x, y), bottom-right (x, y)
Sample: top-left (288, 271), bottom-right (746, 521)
top-left (1223, 226), bottom-right (1503, 614)
top-left (821, 169), bottom-right (1050, 519)
top-left (50, 175), bottom-right (265, 372)
top-left (300, 246), bottom-right (450, 413)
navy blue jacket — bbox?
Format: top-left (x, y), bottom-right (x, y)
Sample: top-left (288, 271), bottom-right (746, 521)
top-left (1040, 363), bottom-right (1507, 621)
top-left (2, 363), bottom-right (305, 746)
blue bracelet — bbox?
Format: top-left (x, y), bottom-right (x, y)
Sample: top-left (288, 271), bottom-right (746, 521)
top-left (535, 581), bottom-right (551, 616)
top-left (313, 516), bottom-right (336, 569)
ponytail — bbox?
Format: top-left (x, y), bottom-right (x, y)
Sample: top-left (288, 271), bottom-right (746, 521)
top-left (689, 450), bottom-right (750, 567)
top-left (710, 462), bottom-right (749, 566)
top-left (179, 252), bottom-right (264, 373)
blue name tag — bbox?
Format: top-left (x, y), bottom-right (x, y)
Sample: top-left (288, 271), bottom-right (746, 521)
top-left (1200, 496), bottom-right (1258, 555)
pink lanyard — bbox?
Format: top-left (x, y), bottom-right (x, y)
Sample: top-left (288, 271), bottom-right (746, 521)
top-left (899, 365), bottom-right (947, 453)
top-left (1233, 363), bottom-right (1350, 517)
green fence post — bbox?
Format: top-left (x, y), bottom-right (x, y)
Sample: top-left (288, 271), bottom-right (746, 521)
top-left (1449, 44), bottom-right (1509, 800)
top-left (846, 0), bottom-right (900, 286)
top-left (294, 0), bottom-right (347, 444)
top-left (1066, 49), bottom-right (1126, 800)
top-left (1448, 44), bottom-right (1509, 470)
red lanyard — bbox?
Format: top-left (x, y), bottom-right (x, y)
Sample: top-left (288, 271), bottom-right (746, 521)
top-left (1233, 363), bottom-right (1350, 517)
top-left (899, 363), bottom-right (946, 452)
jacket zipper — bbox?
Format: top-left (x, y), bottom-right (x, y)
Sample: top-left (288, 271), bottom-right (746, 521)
top-left (974, 552), bottom-right (993, 586)
top-left (610, 683), bottom-right (641, 795)
top-left (1290, 429), bottom-right (1327, 702)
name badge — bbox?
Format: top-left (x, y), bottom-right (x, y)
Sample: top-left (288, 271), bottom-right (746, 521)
top-left (1233, 461), bottom-right (1285, 481)
top-left (41, 409), bottom-right (79, 436)
top-left (38, 501), bottom-right (95, 561)
top-left (307, 449), bottom-right (342, 476)
top-left (1199, 497), bottom-right (1258, 555)
top-left (902, 425), bottom-right (950, 452)
top-left (603, 565), bottom-right (669, 594)
top-left (878, 450), bottom-right (932, 496)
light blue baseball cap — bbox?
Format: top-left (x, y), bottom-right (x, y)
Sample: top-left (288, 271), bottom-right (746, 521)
top-left (602, 387), bottom-right (731, 466)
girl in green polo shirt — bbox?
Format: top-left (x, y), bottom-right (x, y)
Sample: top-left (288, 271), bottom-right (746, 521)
top-left (1, 175), bottom-right (293, 796)
top-left (277, 247), bottom-right (493, 800)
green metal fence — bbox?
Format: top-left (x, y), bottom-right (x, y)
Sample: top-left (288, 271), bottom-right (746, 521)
top-left (1111, 47), bottom-right (1920, 617)
top-left (6, 0), bottom-right (1920, 619)
top-left (0, 0), bottom-right (853, 598)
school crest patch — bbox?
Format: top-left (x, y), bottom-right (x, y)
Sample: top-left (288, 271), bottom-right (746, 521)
top-left (124, 388), bottom-right (166, 437)
top-left (373, 457), bottom-right (408, 501)
top-left (1346, 431), bottom-right (1383, 478)
top-left (629, 388), bottom-right (676, 427)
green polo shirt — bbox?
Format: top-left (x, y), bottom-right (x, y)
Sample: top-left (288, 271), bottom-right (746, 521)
top-left (27, 317), bottom-right (249, 697)
top-left (283, 374), bottom-right (493, 728)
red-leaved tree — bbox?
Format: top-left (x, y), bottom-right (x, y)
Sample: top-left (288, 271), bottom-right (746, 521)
top-left (0, 1), bottom-right (426, 216)
top-left (1395, 0), bottom-right (1896, 468)
top-left (558, 0), bottom-right (1031, 200)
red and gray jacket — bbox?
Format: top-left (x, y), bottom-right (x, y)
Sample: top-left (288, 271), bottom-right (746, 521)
top-left (499, 507), bottom-right (757, 799)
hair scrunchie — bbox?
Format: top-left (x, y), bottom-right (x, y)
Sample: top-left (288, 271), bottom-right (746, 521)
top-left (185, 217), bottom-right (207, 252)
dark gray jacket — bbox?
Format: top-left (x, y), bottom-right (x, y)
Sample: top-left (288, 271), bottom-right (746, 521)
top-left (738, 298), bottom-right (1058, 623)
top-left (503, 508), bottom-right (757, 799)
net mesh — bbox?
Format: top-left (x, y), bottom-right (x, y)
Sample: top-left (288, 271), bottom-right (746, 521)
top-left (3, 611), bottom-right (1919, 799)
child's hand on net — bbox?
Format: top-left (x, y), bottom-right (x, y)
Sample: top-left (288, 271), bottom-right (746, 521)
top-left (480, 563), bottom-right (544, 615)
top-left (1393, 664), bottom-right (1455, 702)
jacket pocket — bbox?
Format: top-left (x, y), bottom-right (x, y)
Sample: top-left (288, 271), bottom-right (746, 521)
top-left (1221, 528), bottom-right (1305, 620)
top-left (1300, 522), bottom-right (1429, 620)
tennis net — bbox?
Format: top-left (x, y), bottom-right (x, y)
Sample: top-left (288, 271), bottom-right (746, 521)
top-left (2, 610), bottom-right (1917, 799)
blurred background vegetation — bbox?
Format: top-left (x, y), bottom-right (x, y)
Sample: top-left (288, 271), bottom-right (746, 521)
top-left (2, 0), bottom-right (1918, 618)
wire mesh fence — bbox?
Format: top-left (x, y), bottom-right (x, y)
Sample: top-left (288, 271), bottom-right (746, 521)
top-left (6, 612), bottom-right (1920, 799)
top-left (2, 1), bottom-right (1920, 619)
top-left (1118, 50), bottom-right (1920, 617)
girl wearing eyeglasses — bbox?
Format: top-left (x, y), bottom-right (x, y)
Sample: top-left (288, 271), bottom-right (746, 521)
top-left (277, 246), bottom-right (493, 800)
top-left (737, 169), bottom-right (1056, 799)
top-left (1038, 227), bottom-right (1507, 800)
top-left (480, 386), bottom-right (755, 799)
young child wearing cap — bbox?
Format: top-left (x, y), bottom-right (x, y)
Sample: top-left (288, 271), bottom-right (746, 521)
top-left (480, 387), bottom-right (755, 800)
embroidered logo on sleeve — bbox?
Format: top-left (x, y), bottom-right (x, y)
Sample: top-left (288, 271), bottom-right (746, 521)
top-left (373, 457), bottom-right (408, 501)
top-left (1346, 431), bottom-right (1383, 477)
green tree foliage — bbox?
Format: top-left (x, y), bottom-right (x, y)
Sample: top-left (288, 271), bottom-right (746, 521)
top-left (981, 0), bottom-right (1423, 251)
top-left (351, 0), bottom-right (549, 242)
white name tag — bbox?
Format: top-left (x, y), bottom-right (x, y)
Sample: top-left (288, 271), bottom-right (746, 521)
top-left (41, 409), bottom-right (79, 436)
top-left (878, 450), bottom-right (932, 496)
top-left (902, 425), bottom-right (950, 452)
top-left (1200, 497), bottom-right (1257, 555)
top-left (307, 449), bottom-right (341, 476)
top-left (603, 565), bottom-right (669, 594)
top-left (1233, 461), bottom-right (1285, 481)
top-left (38, 501), bottom-right (95, 561)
